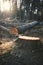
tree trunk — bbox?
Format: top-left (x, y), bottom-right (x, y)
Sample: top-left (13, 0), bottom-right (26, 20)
top-left (17, 21), bottom-right (39, 34)
top-left (12, 0), bottom-right (17, 18)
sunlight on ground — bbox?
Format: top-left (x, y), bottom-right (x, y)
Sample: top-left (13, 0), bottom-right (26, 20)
top-left (0, 38), bottom-right (16, 55)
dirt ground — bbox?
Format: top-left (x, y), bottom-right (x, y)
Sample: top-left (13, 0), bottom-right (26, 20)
top-left (0, 23), bottom-right (43, 65)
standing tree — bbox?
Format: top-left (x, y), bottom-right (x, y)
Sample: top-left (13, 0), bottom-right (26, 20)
top-left (11, 0), bottom-right (17, 18)
top-left (20, 0), bottom-right (43, 21)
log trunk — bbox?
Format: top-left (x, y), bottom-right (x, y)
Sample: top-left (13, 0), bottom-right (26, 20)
top-left (0, 25), bottom-right (11, 38)
top-left (17, 21), bottom-right (39, 34)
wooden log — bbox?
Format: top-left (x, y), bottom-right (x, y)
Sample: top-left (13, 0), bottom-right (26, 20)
top-left (0, 21), bottom-right (39, 37)
top-left (17, 21), bottom-right (39, 34)
top-left (0, 25), bottom-right (9, 31)
top-left (8, 21), bottom-right (39, 36)
top-left (0, 25), bottom-right (12, 38)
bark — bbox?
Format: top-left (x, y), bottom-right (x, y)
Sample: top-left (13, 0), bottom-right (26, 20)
top-left (17, 21), bottom-right (39, 34)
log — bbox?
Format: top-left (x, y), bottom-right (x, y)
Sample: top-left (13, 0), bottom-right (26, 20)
top-left (0, 21), bottom-right (39, 39)
top-left (0, 21), bottom-right (39, 36)
top-left (17, 21), bottom-right (39, 34)
top-left (0, 25), bottom-right (9, 31)
top-left (0, 25), bottom-right (12, 38)
top-left (8, 21), bottom-right (39, 35)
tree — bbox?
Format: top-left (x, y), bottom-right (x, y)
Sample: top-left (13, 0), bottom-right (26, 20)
top-left (23, 0), bottom-right (43, 21)
top-left (11, 0), bottom-right (17, 18)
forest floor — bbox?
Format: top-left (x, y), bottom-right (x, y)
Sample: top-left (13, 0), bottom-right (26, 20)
top-left (0, 22), bottom-right (43, 65)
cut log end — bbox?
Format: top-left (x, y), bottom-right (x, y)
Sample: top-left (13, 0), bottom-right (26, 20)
top-left (9, 27), bottom-right (18, 36)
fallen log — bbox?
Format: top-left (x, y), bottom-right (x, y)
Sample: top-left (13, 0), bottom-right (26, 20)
top-left (9, 21), bottom-right (39, 35)
top-left (0, 21), bottom-right (39, 38)
top-left (0, 25), bottom-right (11, 38)
top-left (0, 21), bottom-right (39, 35)
top-left (0, 25), bottom-right (9, 31)
top-left (17, 21), bottom-right (39, 34)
